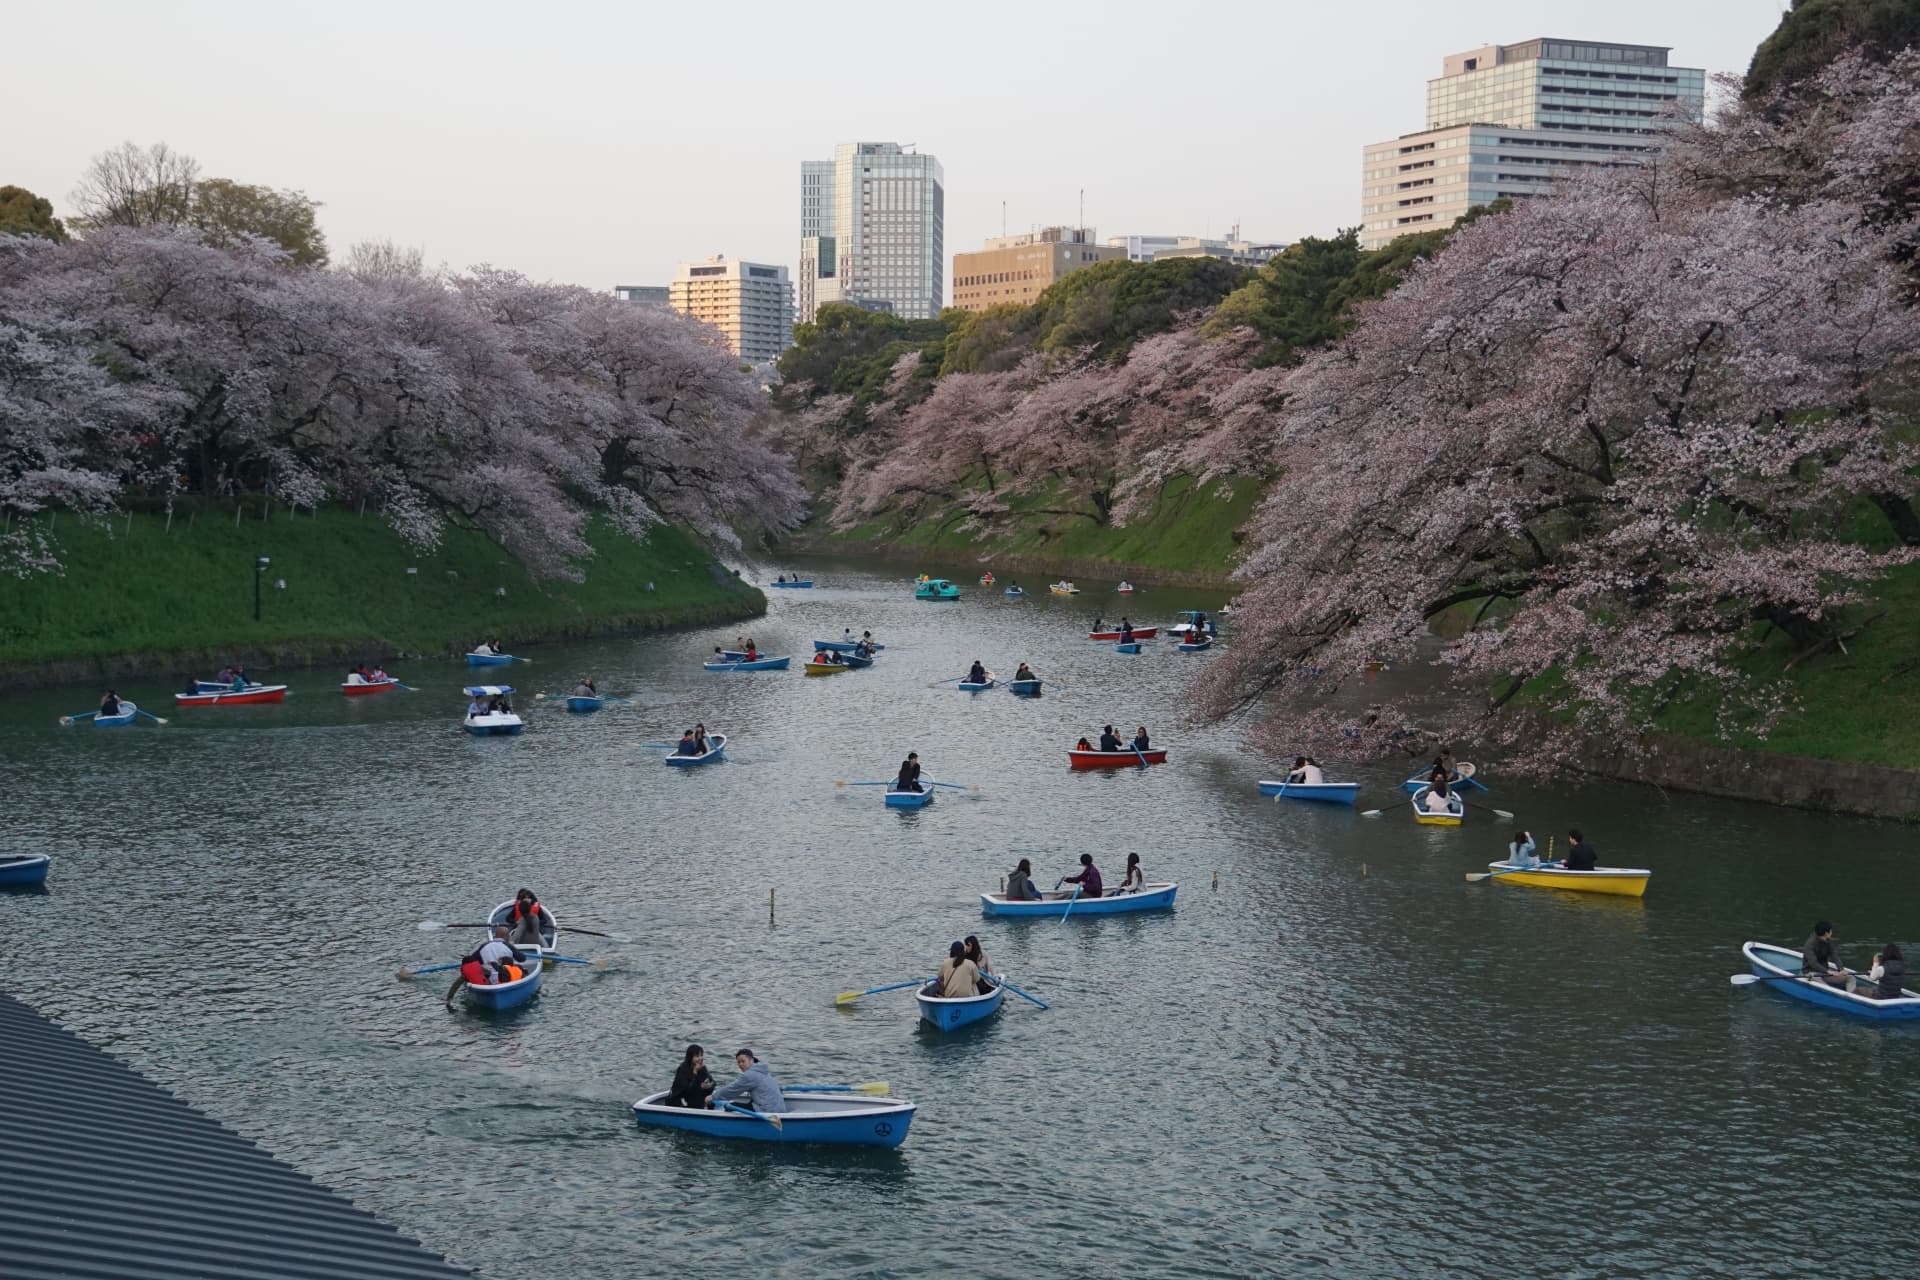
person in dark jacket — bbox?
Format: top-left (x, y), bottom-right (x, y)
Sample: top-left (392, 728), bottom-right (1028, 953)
top-left (1131, 726), bottom-right (1151, 751)
top-left (1802, 921), bottom-right (1849, 988)
top-left (667, 1044), bottom-right (715, 1108)
top-left (1007, 858), bottom-right (1042, 900)
top-left (1063, 852), bottom-right (1103, 899)
top-left (967, 660), bottom-right (988, 684)
top-left (1562, 829), bottom-right (1598, 871)
top-left (99, 690), bottom-right (123, 716)
top-left (1099, 725), bottom-right (1123, 752)
top-left (1867, 943), bottom-right (1908, 1000)
top-left (894, 752), bottom-right (923, 793)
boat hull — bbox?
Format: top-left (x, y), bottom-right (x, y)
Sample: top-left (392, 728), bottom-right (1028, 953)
top-left (461, 961), bottom-right (542, 1009)
top-left (703, 656), bottom-right (791, 671)
top-left (885, 786), bottom-right (934, 809)
top-left (957, 678), bottom-right (996, 692)
top-left (0, 855), bottom-right (51, 886)
top-left (174, 685), bottom-right (289, 706)
top-left (915, 587), bottom-right (961, 601)
top-left (769, 580), bottom-right (814, 588)
top-left (1068, 748), bottom-right (1167, 770)
top-left (1177, 641), bottom-right (1212, 652)
top-left (1003, 588), bottom-right (1024, 597)
top-left (632, 1091), bottom-right (916, 1148)
top-left (464, 714), bottom-right (524, 736)
top-left (664, 733), bottom-right (727, 766)
top-left (813, 639), bottom-right (886, 653)
top-left (1008, 679), bottom-right (1041, 696)
top-left (466, 653), bottom-right (515, 666)
top-left (1114, 642), bottom-right (1141, 654)
top-left (804, 661), bottom-right (850, 676)
top-left (1487, 860), bottom-right (1650, 897)
top-left (1259, 781), bottom-right (1359, 804)
top-left (1089, 628), bottom-right (1157, 640)
top-left (982, 884), bottom-right (1177, 917)
top-left (1743, 942), bottom-right (1920, 1019)
top-left (916, 976), bottom-right (1005, 1031)
top-left (92, 702), bottom-right (139, 727)
top-left (342, 680), bottom-right (399, 697)
top-left (566, 696), bottom-right (604, 712)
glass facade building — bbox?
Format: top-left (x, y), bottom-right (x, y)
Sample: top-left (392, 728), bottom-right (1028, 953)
top-left (797, 142), bottom-right (944, 322)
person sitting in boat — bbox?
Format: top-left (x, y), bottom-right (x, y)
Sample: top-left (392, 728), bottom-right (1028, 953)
top-left (963, 936), bottom-right (995, 992)
top-left (571, 676), bottom-right (597, 697)
top-left (1131, 726), bottom-right (1151, 751)
top-left (712, 1050), bottom-right (788, 1114)
top-left (742, 640), bottom-right (759, 661)
top-left (937, 941), bottom-right (983, 998)
top-left (1007, 858), bottom-right (1042, 901)
top-left (1508, 830), bottom-right (1538, 868)
top-left (855, 638), bottom-right (875, 660)
top-left (346, 666), bottom-right (367, 686)
top-left (1063, 853), bottom-right (1104, 899)
top-left (1801, 921), bottom-right (1849, 989)
top-left (487, 692), bottom-right (512, 715)
top-left (216, 665), bottom-right (235, 684)
top-left (967, 660), bottom-right (988, 684)
top-left (505, 888), bottom-right (546, 948)
top-left (843, 627), bottom-right (857, 644)
top-left (229, 668), bottom-right (250, 691)
top-left (1098, 725), bottom-right (1124, 752)
top-left (446, 927), bottom-right (525, 1007)
top-left (673, 730), bottom-right (700, 756)
top-left (468, 693), bottom-right (489, 718)
top-left (813, 649), bottom-right (842, 666)
top-left (1562, 828), bottom-right (1598, 871)
top-left (894, 752), bottom-right (923, 793)
top-left (99, 690), bottom-right (123, 717)
top-left (183, 674), bottom-right (201, 696)
top-left (1867, 943), bottom-right (1907, 1000)
top-left (1118, 621), bottom-right (1134, 643)
top-left (1118, 853), bottom-right (1145, 894)
top-left (1422, 781), bottom-right (1455, 814)
top-left (692, 723), bottom-right (711, 754)
top-left (1286, 756), bottom-right (1325, 786)
top-left (1092, 618), bottom-right (1104, 633)
top-left (1075, 736), bottom-right (1093, 751)
top-left (371, 666), bottom-right (389, 682)
top-left (1013, 662), bottom-right (1037, 684)
top-left (667, 1044), bottom-right (716, 1109)
top-left (474, 641), bottom-right (497, 656)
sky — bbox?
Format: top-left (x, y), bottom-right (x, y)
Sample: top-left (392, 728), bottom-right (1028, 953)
top-left (11, 0), bottom-right (1790, 290)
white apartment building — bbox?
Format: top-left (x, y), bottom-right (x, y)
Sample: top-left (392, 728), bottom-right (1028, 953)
top-left (1105, 233), bottom-right (1286, 267)
top-left (667, 256), bottom-right (795, 364)
top-left (1361, 37), bottom-right (1705, 250)
top-left (797, 142), bottom-right (944, 322)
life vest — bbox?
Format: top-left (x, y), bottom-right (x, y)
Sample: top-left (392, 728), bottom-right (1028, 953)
top-left (460, 956), bottom-right (488, 984)
top-left (500, 962), bottom-right (524, 983)
top-left (511, 899), bottom-right (542, 931)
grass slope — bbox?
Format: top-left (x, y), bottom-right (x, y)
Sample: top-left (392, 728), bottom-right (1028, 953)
top-left (0, 502), bottom-right (760, 669)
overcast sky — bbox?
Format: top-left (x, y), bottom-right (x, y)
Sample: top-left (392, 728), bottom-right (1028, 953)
top-left (13, 0), bottom-right (1788, 289)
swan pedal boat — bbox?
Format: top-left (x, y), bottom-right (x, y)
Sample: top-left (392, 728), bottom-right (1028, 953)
top-left (915, 579), bottom-right (961, 601)
top-left (885, 784), bottom-right (935, 809)
top-left (466, 651), bottom-right (516, 667)
top-left (1259, 780), bottom-right (1360, 805)
top-left (462, 685), bottom-right (523, 736)
top-left (0, 854), bottom-right (52, 886)
top-left (1742, 941), bottom-right (1920, 1020)
top-left (981, 883), bottom-right (1177, 917)
top-left (664, 733), bottom-right (727, 766)
top-left (1411, 785), bottom-right (1464, 825)
top-left (1485, 859), bottom-right (1650, 897)
top-left (1067, 747), bottom-right (1167, 769)
top-left (917, 974), bottom-right (1004, 1031)
top-left (978, 573), bottom-right (995, 585)
top-left (632, 1089), bottom-right (917, 1147)
top-left (342, 678), bottom-right (400, 697)
top-left (813, 639), bottom-right (886, 653)
top-left (768, 579), bottom-right (814, 588)
top-left (1089, 627), bottom-right (1157, 640)
top-left (458, 901), bottom-right (559, 1011)
top-left (1116, 582), bottom-right (1135, 593)
top-left (91, 701), bottom-right (140, 727)
top-left (175, 684), bottom-right (289, 706)
top-left (703, 655), bottom-right (791, 671)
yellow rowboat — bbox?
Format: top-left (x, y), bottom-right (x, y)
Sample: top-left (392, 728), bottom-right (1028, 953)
top-left (1411, 785), bottom-right (1464, 826)
top-left (1485, 860), bottom-right (1651, 898)
top-left (803, 660), bottom-right (850, 676)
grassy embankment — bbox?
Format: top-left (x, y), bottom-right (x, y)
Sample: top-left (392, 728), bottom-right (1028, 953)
top-left (802, 475), bottom-right (1262, 585)
top-left (0, 501), bottom-right (762, 683)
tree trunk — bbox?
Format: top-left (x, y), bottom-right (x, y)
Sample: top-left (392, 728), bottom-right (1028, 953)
top-left (1871, 492), bottom-right (1920, 546)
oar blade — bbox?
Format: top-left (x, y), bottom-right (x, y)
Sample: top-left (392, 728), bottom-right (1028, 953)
top-left (834, 990), bottom-right (866, 1005)
top-left (1728, 973), bottom-right (1763, 986)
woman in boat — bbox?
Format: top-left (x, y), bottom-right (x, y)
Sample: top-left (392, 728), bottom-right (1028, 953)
top-left (1014, 662), bottom-right (1036, 684)
top-left (371, 665), bottom-right (389, 682)
top-left (742, 640), bottom-right (759, 661)
top-left (1063, 853), bottom-right (1104, 899)
top-left (692, 723), bottom-right (711, 754)
top-left (712, 1050), bottom-right (788, 1114)
top-left (505, 888), bottom-right (546, 947)
top-left (216, 666), bottom-right (235, 684)
top-left (894, 752), bottom-right (923, 792)
top-left (1422, 780), bottom-right (1455, 814)
top-left (99, 689), bottom-right (123, 716)
top-left (229, 668), bottom-right (249, 691)
top-left (1286, 756), bottom-right (1326, 786)
top-left (937, 942), bottom-right (982, 998)
top-left (1099, 725), bottom-right (1124, 752)
top-left (1508, 830), bottom-right (1538, 868)
top-left (488, 692), bottom-right (513, 715)
top-left (1075, 737), bottom-right (1093, 751)
top-left (1007, 858), bottom-right (1042, 900)
top-left (1118, 853), bottom-right (1145, 893)
top-left (570, 676), bottom-right (597, 697)
top-left (967, 660), bottom-right (988, 684)
top-left (1562, 829), bottom-right (1598, 871)
top-left (1867, 943), bottom-right (1907, 1000)
top-left (963, 936), bottom-right (995, 989)
top-left (667, 1045), bottom-right (716, 1109)
top-left (1131, 726), bottom-right (1151, 751)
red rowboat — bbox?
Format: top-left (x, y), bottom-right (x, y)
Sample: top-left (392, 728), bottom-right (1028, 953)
top-left (1067, 747), bottom-right (1169, 770)
top-left (1087, 627), bottom-right (1157, 640)
top-left (341, 679), bottom-right (399, 697)
top-left (174, 684), bottom-right (289, 706)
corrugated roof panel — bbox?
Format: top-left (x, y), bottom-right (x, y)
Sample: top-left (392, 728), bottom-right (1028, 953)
top-left (0, 993), bottom-right (471, 1280)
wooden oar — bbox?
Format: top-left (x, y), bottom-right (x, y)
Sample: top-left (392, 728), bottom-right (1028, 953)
top-left (1464, 865), bottom-right (1534, 882)
top-left (58, 711), bottom-right (99, 726)
top-left (928, 781), bottom-right (975, 792)
top-left (135, 709), bottom-right (170, 726)
top-left (836, 977), bottom-right (931, 1005)
top-left (396, 960), bottom-right (462, 979)
top-left (991, 976), bottom-right (1050, 1009)
top-left (718, 1099), bottom-right (782, 1131)
top-left (1059, 886), bottom-right (1082, 923)
top-left (784, 1081), bottom-right (892, 1096)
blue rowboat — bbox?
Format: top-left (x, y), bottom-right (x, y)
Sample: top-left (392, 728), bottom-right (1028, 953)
top-left (838, 651), bottom-right (874, 669)
top-left (1003, 587), bottom-right (1024, 597)
top-left (632, 1090), bottom-right (916, 1148)
top-left (93, 700), bottom-right (139, 727)
top-left (915, 579), bottom-right (961, 601)
top-left (1401, 765), bottom-right (1488, 794)
top-left (1743, 941), bottom-right (1920, 1021)
top-left (957, 676), bottom-right (996, 692)
top-left (916, 974), bottom-right (1004, 1031)
top-left (1258, 780), bottom-right (1360, 805)
top-left (461, 685), bottom-right (523, 736)
top-left (1115, 642), bottom-right (1142, 655)
top-left (980, 883), bottom-right (1177, 917)
top-left (1176, 638), bottom-right (1212, 652)
top-left (466, 651), bottom-right (515, 667)
top-left (813, 639), bottom-right (886, 653)
top-left (703, 656), bottom-right (791, 672)
top-left (1008, 678), bottom-right (1041, 697)
top-left (0, 855), bottom-right (51, 887)
top-left (769, 579), bottom-right (814, 588)
top-left (885, 784), bottom-right (934, 809)
top-left (566, 695), bottom-right (604, 713)
top-left (664, 733), bottom-right (727, 766)
top-left (459, 899), bottom-right (559, 1012)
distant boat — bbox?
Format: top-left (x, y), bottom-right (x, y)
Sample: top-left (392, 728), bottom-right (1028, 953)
top-left (462, 685), bottom-right (524, 736)
top-left (1008, 678), bottom-right (1042, 696)
top-left (1411, 785), bottom-right (1464, 825)
top-left (1258, 779), bottom-right (1359, 805)
top-left (1487, 859), bottom-right (1650, 897)
top-left (813, 639), bottom-right (885, 653)
top-left (565, 695), bottom-right (604, 712)
top-left (1116, 582), bottom-right (1135, 593)
top-left (1089, 627), bottom-right (1156, 640)
top-left (664, 733), bottom-right (728, 767)
top-left (1068, 746), bottom-right (1167, 770)
top-left (1049, 581), bottom-right (1079, 595)
top-left (1004, 586), bottom-right (1025, 598)
top-left (466, 651), bottom-right (516, 666)
top-left (1740, 941), bottom-right (1920, 1020)
top-left (981, 884), bottom-right (1177, 917)
top-left (704, 655), bottom-right (791, 671)
top-left (885, 784), bottom-right (935, 809)
top-left (915, 579), bottom-right (961, 601)
top-left (175, 684), bottom-right (289, 706)
top-left (342, 678), bottom-right (400, 697)
top-left (978, 572), bottom-right (996, 586)
top-left (632, 1089), bottom-right (917, 1148)
top-left (0, 854), bottom-right (51, 887)
top-left (769, 578), bottom-right (814, 589)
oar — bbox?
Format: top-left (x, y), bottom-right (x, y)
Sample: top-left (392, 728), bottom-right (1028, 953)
top-left (1464, 865), bottom-right (1534, 883)
top-left (1132, 742), bottom-right (1151, 769)
top-left (926, 676), bottom-right (965, 688)
top-left (834, 780), bottom-right (893, 789)
top-left (396, 961), bottom-right (462, 979)
top-left (928, 780), bottom-right (975, 792)
top-left (1361, 798), bottom-right (1416, 818)
top-left (784, 1081), bottom-right (891, 1096)
top-left (58, 711), bottom-right (100, 726)
top-left (991, 976), bottom-right (1050, 1010)
top-left (135, 709), bottom-right (170, 726)
top-left (836, 977), bottom-right (931, 1005)
top-left (718, 1099), bottom-right (783, 1131)
top-left (1041, 679), bottom-right (1069, 692)
top-left (1059, 886), bottom-right (1082, 923)
top-left (1729, 972), bottom-right (1854, 987)
top-left (1273, 780), bottom-right (1290, 802)
top-left (544, 954), bottom-right (608, 969)
top-left (416, 919), bottom-right (494, 931)
top-left (415, 919), bottom-right (629, 943)
top-left (1463, 799), bottom-right (1516, 821)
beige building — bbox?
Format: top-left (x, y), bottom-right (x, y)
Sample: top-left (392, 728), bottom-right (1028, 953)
top-left (951, 226), bottom-right (1123, 313)
top-left (667, 256), bottom-right (794, 364)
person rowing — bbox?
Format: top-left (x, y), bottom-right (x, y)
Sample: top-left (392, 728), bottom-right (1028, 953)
top-left (712, 1050), bottom-right (788, 1115)
top-left (1286, 756), bottom-right (1325, 785)
top-left (570, 676), bottom-right (597, 697)
top-left (894, 751), bottom-right (923, 793)
top-left (1131, 726), bottom-right (1151, 751)
top-left (674, 729), bottom-right (700, 756)
top-left (855, 637), bottom-right (875, 659)
top-left (1801, 920), bottom-right (1849, 989)
top-left (937, 941), bottom-right (983, 998)
top-left (1062, 853), bottom-right (1103, 899)
top-left (1119, 619), bottom-right (1134, 643)
top-left (446, 926), bottom-right (526, 1008)
top-left (967, 660), bottom-right (988, 684)
top-left (99, 689), bottom-right (124, 717)
top-left (1422, 779), bottom-right (1455, 814)
top-left (1014, 662), bottom-right (1037, 684)
top-left (504, 887), bottom-right (547, 947)
top-left (1007, 857), bottom-right (1041, 900)
top-left (1098, 725), bottom-right (1124, 752)
top-left (813, 648), bottom-right (843, 666)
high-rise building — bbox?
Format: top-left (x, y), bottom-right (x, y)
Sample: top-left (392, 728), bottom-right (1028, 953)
top-left (1361, 37), bottom-right (1705, 250)
top-left (666, 256), bottom-right (795, 364)
top-left (797, 142), bottom-right (944, 323)
top-left (951, 227), bottom-right (1123, 313)
top-left (612, 285), bottom-right (669, 308)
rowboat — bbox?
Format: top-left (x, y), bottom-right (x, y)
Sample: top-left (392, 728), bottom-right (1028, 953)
top-left (1004, 587), bottom-right (1024, 597)
top-left (0, 854), bottom-right (51, 887)
top-left (466, 651), bottom-right (515, 667)
top-left (92, 700), bottom-right (139, 727)
top-left (915, 579), bottom-right (961, 601)
top-left (981, 883), bottom-right (1177, 917)
top-left (1741, 941), bottom-right (1920, 1020)
top-left (1116, 582), bottom-right (1135, 593)
top-left (1089, 627), bottom-right (1157, 640)
top-left (342, 678), bottom-right (400, 697)
top-left (1258, 779), bottom-right (1360, 805)
top-left (703, 655), bottom-right (791, 671)
top-left (566, 695), bottom-right (604, 712)
top-left (1176, 638), bottom-right (1213, 652)
top-left (1068, 747), bottom-right (1168, 769)
top-left (1008, 678), bottom-right (1042, 696)
top-left (1411, 785), bottom-right (1464, 825)
top-left (175, 684), bottom-right (289, 706)
top-left (1485, 859), bottom-right (1651, 897)
top-left (456, 901), bottom-right (559, 1012)
top-left (1049, 581), bottom-right (1079, 595)
top-left (716, 649), bottom-right (749, 661)
top-left (957, 674), bottom-right (996, 691)
top-left (664, 733), bottom-right (727, 766)
top-left (1115, 642), bottom-right (1141, 654)
top-left (805, 658), bottom-right (851, 676)
top-left (813, 639), bottom-right (886, 653)
top-left (769, 579), bottom-right (814, 588)
top-left (978, 573), bottom-right (995, 585)
top-left (632, 1089), bottom-right (917, 1148)
top-left (838, 650), bottom-right (874, 669)
top-left (917, 974), bottom-right (1004, 1031)
top-left (885, 784), bottom-right (934, 809)
top-left (1401, 764), bottom-right (1488, 794)
top-left (462, 685), bottom-right (524, 736)
top-left (191, 679), bottom-right (269, 693)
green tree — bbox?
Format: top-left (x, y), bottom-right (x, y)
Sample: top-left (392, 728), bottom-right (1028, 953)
top-left (775, 303), bottom-right (953, 422)
top-left (189, 178), bottom-right (329, 267)
top-left (0, 186), bottom-right (67, 242)
top-left (1747, 0), bottom-right (1920, 100)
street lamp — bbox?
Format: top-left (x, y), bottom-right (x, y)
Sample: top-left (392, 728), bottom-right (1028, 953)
top-left (254, 556), bottom-right (270, 622)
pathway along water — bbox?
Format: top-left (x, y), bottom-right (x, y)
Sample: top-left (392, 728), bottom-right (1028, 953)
top-left (5, 555), bottom-right (1918, 1278)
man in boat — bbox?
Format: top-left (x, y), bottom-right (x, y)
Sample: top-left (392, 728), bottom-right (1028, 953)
top-left (487, 692), bottom-right (512, 715)
top-left (1562, 828), bottom-right (1598, 870)
top-left (474, 640), bottom-right (496, 656)
top-left (468, 692), bottom-right (490, 718)
top-left (571, 676), bottom-right (596, 697)
top-left (1092, 618), bottom-right (1104, 633)
top-left (1063, 853), bottom-right (1104, 899)
top-left (712, 1050), bottom-right (788, 1114)
top-left (1007, 858), bottom-right (1042, 900)
top-left (1422, 780), bottom-right (1455, 814)
top-left (1801, 921), bottom-right (1850, 988)
top-left (813, 648), bottom-right (842, 666)
top-left (1131, 726), bottom-right (1151, 751)
top-left (855, 638), bottom-right (875, 660)
top-left (99, 689), bottom-right (124, 717)
top-left (1014, 662), bottom-right (1037, 684)
top-left (843, 627), bottom-right (857, 644)
top-left (1119, 620), bottom-right (1134, 643)
top-left (1099, 725), bottom-right (1124, 752)
top-left (505, 888), bottom-right (547, 948)
top-left (937, 941), bottom-right (983, 998)
top-left (967, 660), bottom-right (988, 684)
top-left (894, 751), bottom-right (923, 793)
top-left (346, 666), bottom-right (367, 686)
top-left (674, 730), bottom-right (700, 756)
top-left (445, 926), bottom-right (525, 1008)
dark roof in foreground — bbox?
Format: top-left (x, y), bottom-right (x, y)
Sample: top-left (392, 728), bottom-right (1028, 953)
top-left (0, 992), bottom-right (471, 1280)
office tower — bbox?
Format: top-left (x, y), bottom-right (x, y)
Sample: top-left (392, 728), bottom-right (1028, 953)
top-left (951, 227), bottom-right (1124, 313)
top-left (797, 142), bottom-right (944, 322)
top-left (667, 256), bottom-right (795, 364)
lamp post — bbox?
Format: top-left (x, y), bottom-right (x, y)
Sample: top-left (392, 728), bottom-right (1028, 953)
top-left (254, 556), bottom-right (270, 622)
